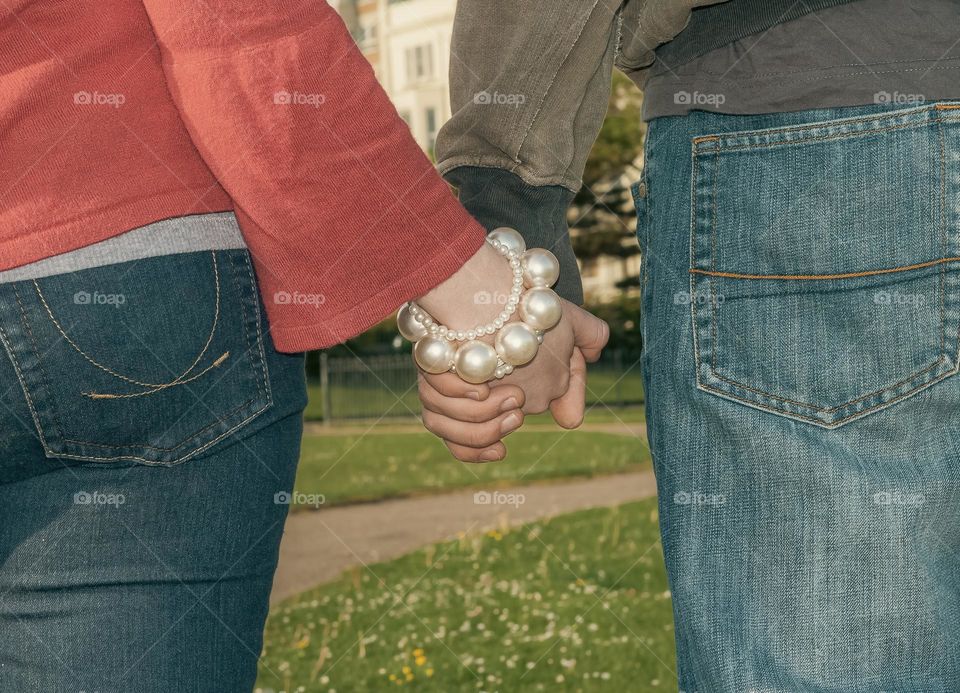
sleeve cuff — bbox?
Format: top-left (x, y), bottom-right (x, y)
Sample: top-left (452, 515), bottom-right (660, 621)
top-left (444, 166), bottom-right (583, 305)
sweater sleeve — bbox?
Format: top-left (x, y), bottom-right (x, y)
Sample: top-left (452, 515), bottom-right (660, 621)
top-left (137, 0), bottom-right (486, 352)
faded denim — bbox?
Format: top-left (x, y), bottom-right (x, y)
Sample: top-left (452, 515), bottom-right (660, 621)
top-left (638, 102), bottom-right (960, 691)
top-left (0, 249), bottom-right (306, 691)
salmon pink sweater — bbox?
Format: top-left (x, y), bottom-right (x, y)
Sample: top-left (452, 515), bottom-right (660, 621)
top-left (0, 0), bottom-right (486, 351)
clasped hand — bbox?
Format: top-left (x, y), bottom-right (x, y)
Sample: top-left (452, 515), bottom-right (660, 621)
top-left (417, 297), bottom-right (609, 462)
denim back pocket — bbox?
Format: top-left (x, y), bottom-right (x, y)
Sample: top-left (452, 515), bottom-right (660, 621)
top-left (690, 103), bottom-right (960, 428)
top-left (0, 249), bottom-right (272, 464)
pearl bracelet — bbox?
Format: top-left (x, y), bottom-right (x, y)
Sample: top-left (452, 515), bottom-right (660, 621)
top-left (397, 228), bottom-right (563, 384)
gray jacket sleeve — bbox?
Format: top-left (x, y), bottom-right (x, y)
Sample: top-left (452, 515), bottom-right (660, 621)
top-left (436, 0), bottom-right (725, 304)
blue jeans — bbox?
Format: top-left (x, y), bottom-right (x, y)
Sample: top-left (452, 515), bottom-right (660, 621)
top-left (639, 102), bottom-right (960, 691)
top-left (0, 249), bottom-right (306, 691)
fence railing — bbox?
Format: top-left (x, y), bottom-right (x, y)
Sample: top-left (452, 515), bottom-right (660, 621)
top-left (304, 349), bottom-right (643, 422)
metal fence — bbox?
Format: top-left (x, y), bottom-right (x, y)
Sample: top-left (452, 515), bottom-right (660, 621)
top-left (304, 349), bottom-right (643, 422)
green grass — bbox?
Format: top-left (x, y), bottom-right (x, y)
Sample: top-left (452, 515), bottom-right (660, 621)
top-left (304, 369), bottom-right (644, 421)
top-left (293, 430), bottom-right (649, 509)
top-left (256, 497), bottom-right (675, 692)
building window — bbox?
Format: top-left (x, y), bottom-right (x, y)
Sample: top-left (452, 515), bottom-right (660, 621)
top-left (425, 107), bottom-right (438, 151)
top-left (405, 44), bottom-right (434, 83)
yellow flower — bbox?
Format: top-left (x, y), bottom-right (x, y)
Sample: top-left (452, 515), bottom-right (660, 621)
top-left (412, 648), bottom-right (425, 658)
top-left (426, 668), bottom-right (435, 677)
top-left (402, 666), bottom-right (412, 675)
top-left (415, 656), bottom-right (427, 666)
top-left (388, 674), bottom-right (397, 681)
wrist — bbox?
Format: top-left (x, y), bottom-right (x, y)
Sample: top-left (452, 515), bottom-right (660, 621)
top-left (418, 241), bottom-right (514, 331)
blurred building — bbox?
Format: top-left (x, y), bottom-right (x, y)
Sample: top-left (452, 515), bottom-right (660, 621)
top-left (334, 0), bottom-right (638, 303)
top-left (336, 0), bottom-right (455, 154)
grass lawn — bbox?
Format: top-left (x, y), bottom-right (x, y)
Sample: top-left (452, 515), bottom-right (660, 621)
top-left (304, 369), bottom-right (644, 421)
top-left (293, 429), bottom-right (649, 509)
top-left (257, 496), bottom-right (675, 692)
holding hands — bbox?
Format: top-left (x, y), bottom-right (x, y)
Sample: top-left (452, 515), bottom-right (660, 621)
top-left (404, 229), bottom-right (610, 462)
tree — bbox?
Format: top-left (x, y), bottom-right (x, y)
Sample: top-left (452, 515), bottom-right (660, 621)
top-left (570, 72), bottom-right (645, 295)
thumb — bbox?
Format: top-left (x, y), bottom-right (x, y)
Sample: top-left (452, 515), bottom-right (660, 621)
top-left (566, 303), bottom-right (610, 363)
top-left (549, 347), bottom-right (588, 429)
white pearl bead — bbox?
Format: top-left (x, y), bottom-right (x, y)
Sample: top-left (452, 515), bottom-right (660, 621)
top-left (488, 227), bottom-right (526, 255)
top-left (397, 304), bottom-right (429, 341)
top-left (519, 287), bottom-right (562, 331)
top-left (414, 337), bottom-right (455, 374)
top-left (521, 249), bottom-right (561, 288)
top-left (504, 364), bottom-right (514, 375)
top-left (454, 340), bottom-right (499, 384)
top-left (493, 318), bottom-right (504, 329)
top-left (467, 330), bottom-right (476, 340)
top-left (495, 321), bottom-right (540, 366)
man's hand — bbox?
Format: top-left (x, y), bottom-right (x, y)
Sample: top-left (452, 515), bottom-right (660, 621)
top-left (418, 299), bottom-right (608, 461)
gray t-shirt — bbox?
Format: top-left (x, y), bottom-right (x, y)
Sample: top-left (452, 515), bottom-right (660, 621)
top-left (643, 0), bottom-right (960, 120)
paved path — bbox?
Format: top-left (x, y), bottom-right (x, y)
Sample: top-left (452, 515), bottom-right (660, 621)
top-left (271, 469), bottom-right (657, 603)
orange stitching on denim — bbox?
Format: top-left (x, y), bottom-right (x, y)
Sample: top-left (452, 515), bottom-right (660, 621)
top-left (935, 103), bottom-right (960, 110)
top-left (32, 251), bottom-right (227, 397)
top-left (693, 135), bottom-right (719, 144)
top-left (689, 257), bottom-right (960, 281)
top-left (939, 117), bottom-right (948, 354)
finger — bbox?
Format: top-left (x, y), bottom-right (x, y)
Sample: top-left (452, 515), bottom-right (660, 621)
top-left (443, 439), bottom-right (508, 463)
top-left (421, 407), bottom-right (523, 448)
top-left (549, 348), bottom-right (587, 429)
top-left (419, 369), bottom-right (491, 400)
top-left (420, 379), bottom-right (525, 423)
top-left (566, 305), bottom-right (610, 363)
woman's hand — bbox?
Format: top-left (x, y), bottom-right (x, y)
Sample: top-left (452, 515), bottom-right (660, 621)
top-left (412, 242), bottom-right (608, 461)
top-left (416, 301), bottom-right (608, 461)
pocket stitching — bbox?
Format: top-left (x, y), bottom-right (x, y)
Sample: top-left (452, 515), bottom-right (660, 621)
top-left (9, 251), bottom-right (271, 462)
top-left (690, 107), bottom-right (957, 426)
top-left (697, 360), bottom-right (958, 428)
